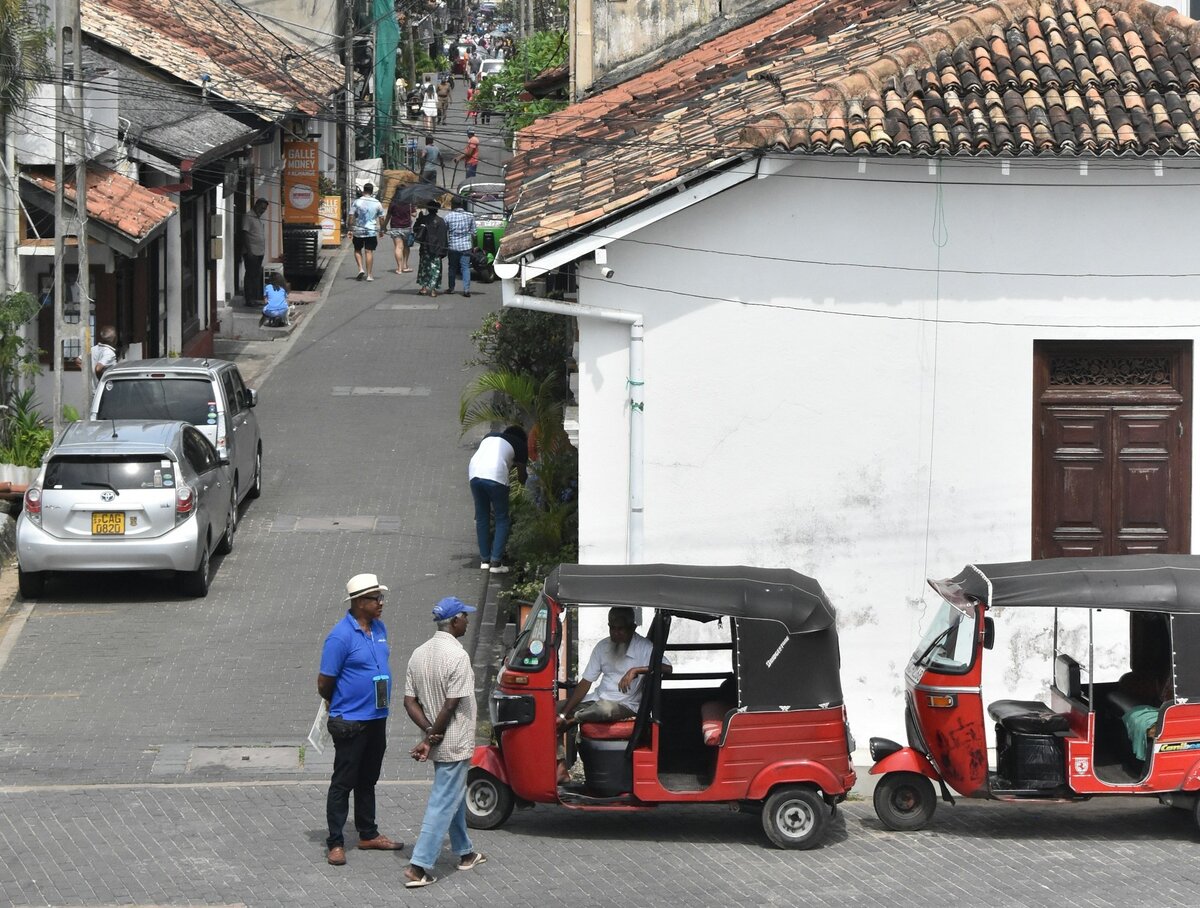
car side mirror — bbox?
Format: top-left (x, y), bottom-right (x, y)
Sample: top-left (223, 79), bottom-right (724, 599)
top-left (247, 389), bottom-right (257, 408)
top-left (983, 616), bottom-right (995, 650)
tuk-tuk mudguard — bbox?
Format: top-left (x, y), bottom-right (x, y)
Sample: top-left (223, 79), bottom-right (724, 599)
top-left (471, 744), bottom-right (508, 786)
top-left (867, 746), bottom-right (941, 780)
top-left (746, 759), bottom-right (851, 801)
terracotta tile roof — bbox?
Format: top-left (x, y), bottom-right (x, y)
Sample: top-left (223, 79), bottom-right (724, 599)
top-left (502, 0), bottom-right (1200, 260)
top-left (24, 165), bottom-right (177, 240)
top-left (83, 0), bottom-right (341, 118)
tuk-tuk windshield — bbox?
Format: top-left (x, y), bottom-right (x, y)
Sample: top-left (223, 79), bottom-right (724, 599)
top-left (507, 594), bottom-right (553, 671)
top-left (912, 599), bottom-right (978, 674)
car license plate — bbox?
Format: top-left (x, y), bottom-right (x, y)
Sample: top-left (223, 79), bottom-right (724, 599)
top-left (91, 512), bottom-right (125, 535)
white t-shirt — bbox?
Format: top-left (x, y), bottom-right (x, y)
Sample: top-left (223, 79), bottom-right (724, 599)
top-left (581, 632), bottom-right (671, 712)
top-left (468, 435), bottom-right (515, 484)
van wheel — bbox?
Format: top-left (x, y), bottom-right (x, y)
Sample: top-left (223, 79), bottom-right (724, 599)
top-left (874, 772), bottom-right (937, 831)
top-left (182, 541), bottom-right (211, 598)
top-left (247, 446), bottom-right (263, 499)
top-left (18, 567), bottom-right (44, 599)
top-left (216, 490), bottom-right (237, 555)
top-left (762, 786), bottom-right (828, 850)
top-left (466, 769), bottom-right (514, 830)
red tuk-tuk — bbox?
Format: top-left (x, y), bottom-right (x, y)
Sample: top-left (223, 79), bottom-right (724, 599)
top-left (468, 564), bottom-right (856, 849)
top-left (870, 555), bottom-right (1200, 832)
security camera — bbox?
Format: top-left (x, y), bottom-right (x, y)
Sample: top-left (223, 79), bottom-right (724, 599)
top-left (600, 266), bottom-right (614, 279)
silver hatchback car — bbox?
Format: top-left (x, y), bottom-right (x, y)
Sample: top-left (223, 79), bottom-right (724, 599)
top-left (16, 420), bottom-right (235, 599)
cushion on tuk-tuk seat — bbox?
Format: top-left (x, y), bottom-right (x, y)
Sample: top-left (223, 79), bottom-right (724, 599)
top-left (579, 719), bottom-right (637, 741)
top-left (987, 700), bottom-right (1070, 735)
top-left (700, 700), bottom-right (732, 746)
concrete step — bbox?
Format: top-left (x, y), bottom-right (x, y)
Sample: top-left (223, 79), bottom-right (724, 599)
top-left (216, 303), bottom-right (304, 341)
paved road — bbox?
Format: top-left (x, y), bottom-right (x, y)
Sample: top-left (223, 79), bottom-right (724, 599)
top-left (2, 81), bottom-right (1200, 907)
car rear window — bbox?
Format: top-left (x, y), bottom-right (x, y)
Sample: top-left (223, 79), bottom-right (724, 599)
top-left (45, 455), bottom-right (176, 491)
top-left (97, 378), bottom-right (216, 425)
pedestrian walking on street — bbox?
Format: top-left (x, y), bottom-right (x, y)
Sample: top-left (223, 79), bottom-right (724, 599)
top-left (420, 76), bottom-right (438, 132)
top-left (317, 573), bottom-right (406, 866)
top-left (403, 597), bottom-right (487, 888)
top-left (419, 134), bottom-right (442, 185)
top-left (468, 425), bottom-right (528, 573)
top-left (242, 198), bottom-right (268, 306)
top-left (414, 202), bottom-right (448, 297)
top-left (455, 129), bottom-right (480, 179)
top-left (348, 183), bottom-right (385, 281)
top-left (436, 77), bottom-right (451, 126)
top-left (444, 197), bottom-right (476, 297)
top-left (386, 192), bottom-right (413, 274)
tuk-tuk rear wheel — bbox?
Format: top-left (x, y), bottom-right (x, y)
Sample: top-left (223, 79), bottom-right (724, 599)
top-left (761, 786), bottom-right (829, 850)
top-left (466, 768), bottom-right (515, 830)
top-left (873, 771), bottom-right (937, 831)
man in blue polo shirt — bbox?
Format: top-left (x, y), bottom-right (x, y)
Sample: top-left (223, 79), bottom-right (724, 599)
top-left (317, 573), bottom-right (406, 866)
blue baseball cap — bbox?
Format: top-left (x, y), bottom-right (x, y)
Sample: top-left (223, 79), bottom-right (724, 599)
top-left (432, 596), bottom-right (477, 621)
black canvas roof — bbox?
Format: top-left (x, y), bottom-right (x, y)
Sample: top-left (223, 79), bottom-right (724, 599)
top-left (933, 556), bottom-right (1200, 614)
top-left (543, 564), bottom-right (835, 634)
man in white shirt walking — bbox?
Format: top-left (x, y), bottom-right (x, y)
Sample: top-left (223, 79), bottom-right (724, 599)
top-left (348, 183), bottom-right (385, 281)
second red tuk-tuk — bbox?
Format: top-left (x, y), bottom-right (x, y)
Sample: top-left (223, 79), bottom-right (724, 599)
top-left (468, 564), bottom-right (856, 849)
top-left (870, 555), bottom-right (1200, 832)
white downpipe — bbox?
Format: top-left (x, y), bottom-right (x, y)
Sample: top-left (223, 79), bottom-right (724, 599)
top-left (501, 280), bottom-right (645, 564)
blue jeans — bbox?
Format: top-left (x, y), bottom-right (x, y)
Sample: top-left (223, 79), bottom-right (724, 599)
top-left (447, 249), bottom-right (471, 292)
top-left (470, 477), bottom-right (510, 563)
top-left (410, 759), bottom-right (473, 871)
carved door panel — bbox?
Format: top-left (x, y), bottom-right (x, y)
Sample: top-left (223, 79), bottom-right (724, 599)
top-left (1034, 344), bottom-right (1191, 560)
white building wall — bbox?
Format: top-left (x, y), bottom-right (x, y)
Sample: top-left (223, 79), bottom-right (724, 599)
top-left (566, 154), bottom-right (1200, 754)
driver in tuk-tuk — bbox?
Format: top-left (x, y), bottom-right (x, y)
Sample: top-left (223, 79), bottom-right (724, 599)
top-left (557, 607), bottom-right (673, 725)
top-left (555, 607), bottom-right (672, 782)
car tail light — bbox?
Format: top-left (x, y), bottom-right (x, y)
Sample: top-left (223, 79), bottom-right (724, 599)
top-left (23, 485), bottom-right (42, 524)
top-left (176, 484), bottom-right (195, 520)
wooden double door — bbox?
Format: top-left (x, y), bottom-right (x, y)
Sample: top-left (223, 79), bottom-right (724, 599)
top-left (1034, 342), bottom-right (1192, 559)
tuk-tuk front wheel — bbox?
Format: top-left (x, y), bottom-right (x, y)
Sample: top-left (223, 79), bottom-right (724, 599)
top-left (466, 768), bottom-right (515, 830)
top-left (761, 786), bottom-right (828, 850)
top-left (873, 771), bottom-right (937, 831)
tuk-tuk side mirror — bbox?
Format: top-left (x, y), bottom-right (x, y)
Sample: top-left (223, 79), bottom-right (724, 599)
top-left (983, 616), bottom-right (995, 650)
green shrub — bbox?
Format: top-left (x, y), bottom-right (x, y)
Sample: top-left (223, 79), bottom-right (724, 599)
top-left (0, 388), bottom-right (52, 467)
top-left (468, 308), bottom-right (572, 387)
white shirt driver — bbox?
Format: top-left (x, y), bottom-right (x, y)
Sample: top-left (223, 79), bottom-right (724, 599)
top-left (581, 632), bottom-right (670, 713)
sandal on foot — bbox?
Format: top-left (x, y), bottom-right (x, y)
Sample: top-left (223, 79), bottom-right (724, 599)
top-left (458, 852), bottom-right (487, 870)
top-left (404, 870), bottom-right (437, 888)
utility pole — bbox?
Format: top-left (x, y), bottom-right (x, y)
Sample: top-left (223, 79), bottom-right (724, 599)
top-left (343, 0), bottom-right (354, 215)
top-left (53, 0), bottom-right (88, 436)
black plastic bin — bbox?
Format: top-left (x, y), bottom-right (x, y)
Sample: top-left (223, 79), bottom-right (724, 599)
top-left (282, 225), bottom-right (320, 283)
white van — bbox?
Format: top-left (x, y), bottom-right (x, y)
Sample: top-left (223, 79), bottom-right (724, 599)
top-left (90, 358), bottom-right (263, 506)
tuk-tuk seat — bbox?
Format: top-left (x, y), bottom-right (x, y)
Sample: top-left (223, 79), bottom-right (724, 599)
top-left (987, 700), bottom-right (1070, 735)
top-left (700, 699), bottom-right (732, 746)
top-left (579, 719), bottom-right (637, 741)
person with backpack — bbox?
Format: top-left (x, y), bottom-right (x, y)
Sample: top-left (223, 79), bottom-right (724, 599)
top-left (413, 202), bottom-right (448, 297)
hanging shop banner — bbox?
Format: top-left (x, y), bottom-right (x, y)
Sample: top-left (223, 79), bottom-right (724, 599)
top-left (282, 139), bottom-right (320, 224)
top-left (318, 196), bottom-right (342, 246)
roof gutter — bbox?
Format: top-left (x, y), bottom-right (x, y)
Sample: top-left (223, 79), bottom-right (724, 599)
top-left (501, 279), bottom-right (646, 564)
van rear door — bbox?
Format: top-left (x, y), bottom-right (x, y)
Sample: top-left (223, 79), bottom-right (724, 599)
top-left (95, 376), bottom-right (223, 450)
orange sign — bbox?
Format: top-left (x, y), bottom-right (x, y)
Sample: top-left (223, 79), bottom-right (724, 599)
top-left (318, 196), bottom-right (342, 246)
top-left (282, 139), bottom-right (319, 224)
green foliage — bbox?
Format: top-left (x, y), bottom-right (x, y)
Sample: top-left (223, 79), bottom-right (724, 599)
top-left (0, 289), bottom-right (43, 410)
top-left (501, 445), bottom-right (578, 606)
top-left (468, 307), bottom-right (572, 385)
top-left (0, 0), bottom-right (52, 119)
top-left (0, 388), bottom-right (52, 467)
top-left (479, 30), bottom-right (568, 133)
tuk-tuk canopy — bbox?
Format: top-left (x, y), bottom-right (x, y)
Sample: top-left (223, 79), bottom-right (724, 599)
top-left (935, 555), bottom-right (1200, 613)
top-left (544, 564), bottom-right (836, 635)
top-left (546, 564), bottom-right (844, 711)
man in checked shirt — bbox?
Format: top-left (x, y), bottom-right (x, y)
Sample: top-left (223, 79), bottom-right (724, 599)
top-left (402, 597), bottom-right (488, 888)
top-left (443, 197), bottom-right (477, 298)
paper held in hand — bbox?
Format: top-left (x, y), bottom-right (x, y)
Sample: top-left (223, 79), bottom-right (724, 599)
top-left (308, 700), bottom-right (332, 754)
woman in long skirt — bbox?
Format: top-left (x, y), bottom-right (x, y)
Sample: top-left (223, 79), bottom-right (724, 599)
top-left (413, 203), bottom-right (448, 297)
